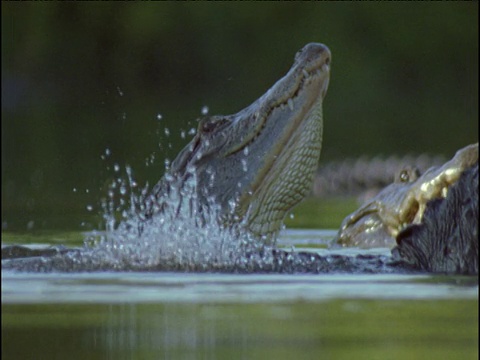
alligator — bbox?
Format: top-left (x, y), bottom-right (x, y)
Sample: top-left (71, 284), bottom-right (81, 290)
top-left (335, 143), bottom-right (478, 248)
top-left (137, 42), bottom-right (331, 243)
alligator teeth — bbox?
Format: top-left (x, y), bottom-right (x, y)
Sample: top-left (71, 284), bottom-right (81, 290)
top-left (288, 98), bottom-right (294, 111)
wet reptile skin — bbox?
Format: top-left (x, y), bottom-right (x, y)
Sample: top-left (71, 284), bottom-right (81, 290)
top-left (335, 143), bottom-right (478, 248)
top-left (140, 43), bottom-right (331, 243)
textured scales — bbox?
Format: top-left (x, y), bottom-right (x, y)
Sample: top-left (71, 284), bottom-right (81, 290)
top-left (141, 43), bottom-right (331, 243)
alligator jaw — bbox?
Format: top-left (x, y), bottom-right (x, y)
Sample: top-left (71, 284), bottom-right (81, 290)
top-left (236, 43), bottom-right (331, 241)
top-left (223, 43), bottom-right (331, 158)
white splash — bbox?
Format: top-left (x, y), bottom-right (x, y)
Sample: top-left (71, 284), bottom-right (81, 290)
top-left (80, 163), bottom-right (265, 271)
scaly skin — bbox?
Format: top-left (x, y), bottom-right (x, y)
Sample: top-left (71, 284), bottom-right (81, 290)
top-left (335, 143), bottom-right (479, 248)
top-left (140, 43), bottom-right (331, 243)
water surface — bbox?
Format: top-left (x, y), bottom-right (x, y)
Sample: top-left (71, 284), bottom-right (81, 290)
top-left (1, 229), bottom-right (478, 359)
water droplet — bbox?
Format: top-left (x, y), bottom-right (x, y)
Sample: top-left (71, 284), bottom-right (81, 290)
top-left (27, 220), bottom-right (35, 230)
top-left (180, 130), bottom-right (186, 139)
top-left (156, 113), bottom-right (163, 121)
top-left (102, 148), bottom-right (111, 160)
top-left (201, 105), bottom-right (209, 115)
top-left (188, 128), bottom-right (196, 136)
top-left (73, 188), bottom-right (77, 193)
top-left (241, 159), bottom-right (248, 172)
top-left (86, 205), bottom-right (93, 212)
top-left (116, 86), bottom-right (124, 96)
top-left (289, 213), bottom-right (295, 219)
top-left (114, 164), bottom-right (120, 172)
top-left (164, 128), bottom-right (170, 137)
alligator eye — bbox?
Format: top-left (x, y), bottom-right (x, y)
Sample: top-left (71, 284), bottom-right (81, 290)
top-left (399, 170), bottom-right (410, 183)
top-left (294, 48), bottom-right (304, 62)
top-left (397, 167), bottom-right (421, 183)
top-left (198, 117), bottom-right (230, 134)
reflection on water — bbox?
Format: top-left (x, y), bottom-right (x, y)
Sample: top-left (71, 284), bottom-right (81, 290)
top-left (2, 300), bottom-right (478, 359)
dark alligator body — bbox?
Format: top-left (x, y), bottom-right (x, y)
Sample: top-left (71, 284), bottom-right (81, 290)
top-left (393, 162), bottom-right (478, 275)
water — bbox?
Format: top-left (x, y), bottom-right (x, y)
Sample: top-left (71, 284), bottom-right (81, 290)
top-left (2, 229), bottom-right (478, 359)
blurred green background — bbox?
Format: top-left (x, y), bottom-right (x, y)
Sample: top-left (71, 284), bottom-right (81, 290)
top-left (2, 2), bottom-right (478, 232)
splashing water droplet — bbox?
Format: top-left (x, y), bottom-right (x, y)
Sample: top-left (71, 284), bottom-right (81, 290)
top-left (201, 105), bottom-right (209, 115)
top-left (156, 114), bottom-right (163, 121)
top-left (101, 148), bottom-right (111, 160)
top-left (63, 137), bottom-right (279, 273)
top-left (116, 86), bottom-right (124, 96)
top-left (241, 159), bottom-right (248, 172)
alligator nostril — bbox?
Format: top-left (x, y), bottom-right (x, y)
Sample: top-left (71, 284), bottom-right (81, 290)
top-left (325, 56), bottom-right (330, 66)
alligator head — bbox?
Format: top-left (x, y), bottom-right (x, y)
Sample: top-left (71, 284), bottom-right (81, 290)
top-left (141, 43), bottom-right (331, 243)
top-left (335, 143), bottom-right (479, 248)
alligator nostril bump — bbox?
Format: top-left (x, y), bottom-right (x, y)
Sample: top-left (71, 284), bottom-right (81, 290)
top-left (325, 56), bottom-right (331, 66)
